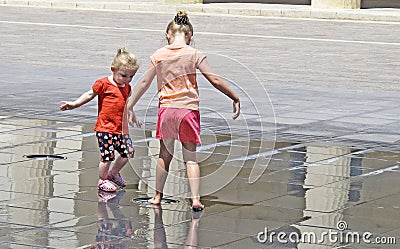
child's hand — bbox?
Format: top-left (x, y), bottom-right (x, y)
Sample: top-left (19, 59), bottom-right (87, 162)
top-left (59, 101), bottom-right (76, 111)
top-left (232, 100), bottom-right (240, 120)
top-left (128, 110), bottom-right (142, 128)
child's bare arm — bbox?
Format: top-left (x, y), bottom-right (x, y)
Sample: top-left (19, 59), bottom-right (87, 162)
top-left (127, 64), bottom-right (156, 126)
top-left (60, 89), bottom-right (97, 111)
top-left (126, 91), bottom-right (142, 127)
top-left (127, 64), bottom-right (156, 110)
top-left (198, 58), bottom-right (240, 119)
top-left (128, 109), bottom-right (142, 127)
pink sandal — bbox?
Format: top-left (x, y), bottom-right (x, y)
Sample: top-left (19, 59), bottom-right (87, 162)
top-left (98, 179), bottom-right (117, 192)
top-left (107, 171), bottom-right (126, 187)
top-left (98, 190), bottom-right (117, 202)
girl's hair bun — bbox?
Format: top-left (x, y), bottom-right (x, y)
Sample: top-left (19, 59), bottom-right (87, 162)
top-left (174, 11), bottom-right (189, 25)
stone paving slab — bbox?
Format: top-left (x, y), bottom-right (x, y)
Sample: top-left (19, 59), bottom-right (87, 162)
top-left (1, 0), bottom-right (400, 22)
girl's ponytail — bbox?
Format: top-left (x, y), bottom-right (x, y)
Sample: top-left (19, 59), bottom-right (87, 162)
top-left (112, 47), bottom-right (139, 71)
top-left (117, 47), bottom-right (128, 54)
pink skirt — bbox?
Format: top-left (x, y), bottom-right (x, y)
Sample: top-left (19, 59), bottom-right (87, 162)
top-left (156, 107), bottom-right (201, 144)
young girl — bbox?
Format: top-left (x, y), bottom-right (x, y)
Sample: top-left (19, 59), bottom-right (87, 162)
top-left (60, 47), bottom-right (142, 192)
top-left (127, 11), bottom-right (240, 211)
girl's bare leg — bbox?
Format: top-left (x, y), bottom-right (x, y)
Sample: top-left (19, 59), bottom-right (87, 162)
top-left (99, 161), bottom-right (112, 180)
top-left (110, 156), bottom-right (128, 175)
top-left (149, 139), bottom-right (174, 205)
top-left (182, 142), bottom-right (203, 210)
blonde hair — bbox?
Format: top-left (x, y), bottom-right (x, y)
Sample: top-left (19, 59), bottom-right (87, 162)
top-left (166, 11), bottom-right (193, 44)
top-left (111, 47), bottom-right (139, 71)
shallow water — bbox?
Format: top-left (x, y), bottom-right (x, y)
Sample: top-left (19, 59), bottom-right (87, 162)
top-left (0, 117), bottom-right (399, 248)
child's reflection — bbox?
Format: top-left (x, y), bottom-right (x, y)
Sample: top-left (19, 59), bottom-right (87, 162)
top-left (94, 190), bottom-right (132, 249)
top-left (152, 205), bottom-right (201, 249)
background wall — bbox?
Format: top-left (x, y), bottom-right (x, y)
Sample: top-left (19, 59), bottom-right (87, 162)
top-left (203, 0), bottom-right (400, 8)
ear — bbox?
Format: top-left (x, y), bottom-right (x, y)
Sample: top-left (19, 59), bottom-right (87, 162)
top-left (111, 66), bottom-right (117, 72)
top-left (185, 35), bottom-right (193, 45)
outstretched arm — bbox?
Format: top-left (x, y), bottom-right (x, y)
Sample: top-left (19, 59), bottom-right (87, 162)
top-left (60, 89), bottom-right (97, 111)
top-left (198, 58), bottom-right (240, 120)
top-left (127, 64), bottom-right (156, 126)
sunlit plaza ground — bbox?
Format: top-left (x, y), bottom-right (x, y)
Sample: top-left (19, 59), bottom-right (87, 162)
top-left (1, 3), bottom-right (400, 248)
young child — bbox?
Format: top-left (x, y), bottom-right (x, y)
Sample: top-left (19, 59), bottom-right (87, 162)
top-left (127, 11), bottom-right (240, 211)
top-left (60, 47), bottom-right (141, 192)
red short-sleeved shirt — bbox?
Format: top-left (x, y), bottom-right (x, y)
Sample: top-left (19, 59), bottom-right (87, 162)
top-left (92, 76), bottom-right (131, 134)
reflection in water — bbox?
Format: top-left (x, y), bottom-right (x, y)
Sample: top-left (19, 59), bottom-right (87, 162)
top-left (93, 190), bottom-right (132, 249)
top-left (152, 205), bottom-right (200, 249)
top-left (289, 145), bottom-right (364, 248)
top-left (0, 119), bottom-right (88, 248)
top-left (2, 117), bottom-right (399, 248)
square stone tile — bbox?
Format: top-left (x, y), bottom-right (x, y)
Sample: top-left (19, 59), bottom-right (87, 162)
top-left (275, 117), bottom-right (317, 125)
top-left (0, 123), bottom-right (25, 133)
top-left (206, 178), bottom-right (302, 205)
top-left (337, 133), bottom-right (400, 144)
top-left (259, 169), bottom-right (349, 188)
top-left (297, 211), bottom-right (400, 243)
top-left (1, 226), bottom-right (133, 249)
top-left (0, 190), bottom-right (51, 205)
top-left (350, 150), bottom-right (400, 162)
top-left (0, 222), bottom-right (31, 237)
top-left (1, 204), bottom-right (75, 227)
top-left (163, 220), bottom-right (249, 248)
top-left (0, 133), bottom-right (49, 149)
top-left (340, 194), bottom-right (400, 234)
top-left (337, 171), bottom-right (400, 196)
top-left (196, 205), bottom-right (304, 239)
top-left (259, 194), bottom-right (306, 211)
top-left (0, 118), bottom-right (42, 128)
top-left (298, 175), bottom-right (400, 212)
top-left (219, 236), bottom-right (273, 249)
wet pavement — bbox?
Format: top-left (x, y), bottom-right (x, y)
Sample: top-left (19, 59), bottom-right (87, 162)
top-left (1, 116), bottom-right (400, 248)
top-left (1, 5), bottom-right (400, 249)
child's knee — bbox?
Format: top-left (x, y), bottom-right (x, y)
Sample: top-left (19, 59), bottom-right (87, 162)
top-left (119, 156), bottom-right (129, 163)
top-left (185, 160), bottom-right (198, 166)
top-left (99, 161), bottom-right (112, 167)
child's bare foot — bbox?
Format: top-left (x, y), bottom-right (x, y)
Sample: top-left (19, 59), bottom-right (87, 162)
top-left (147, 193), bottom-right (163, 205)
top-left (191, 198), bottom-right (204, 212)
